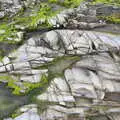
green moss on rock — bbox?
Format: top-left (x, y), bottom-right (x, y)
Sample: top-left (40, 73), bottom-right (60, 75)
top-left (14, 2), bottom-right (60, 30)
top-left (0, 23), bottom-right (17, 43)
top-left (105, 14), bottom-right (120, 24)
top-left (98, 13), bottom-right (120, 24)
top-left (63, 0), bottom-right (84, 8)
top-left (48, 0), bottom-right (58, 4)
top-left (0, 74), bottom-right (49, 95)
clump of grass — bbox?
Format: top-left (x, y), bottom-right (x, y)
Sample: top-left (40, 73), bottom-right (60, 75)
top-left (98, 13), bottom-right (120, 24)
top-left (105, 14), bottom-right (120, 24)
top-left (23, 74), bottom-right (49, 94)
top-left (48, 0), bottom-right (58, 4)
top-left (14, 3), bottom-right (60, 30)
top-left (48, 0), bottom-right (84, 8)
top-left (62, 0), bottom-right (84, 8)
top-left (11, 113), bottom-right (21, 119)
top-left (0, 23), bottom-right (17, 43)
top-left (0, 74), bottom-right (48, 95)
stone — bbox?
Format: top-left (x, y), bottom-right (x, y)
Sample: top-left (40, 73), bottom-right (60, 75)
top-left (45, 30), bottom-right (59, 50)
top-left (19, 104), bottom-right (38, 113)
top-left (96, 5), bottom-right (113, 16)
top-left (16, 32), bottom-right (24, 42)
top-left (48, 17), bottom-right (57, 26)
top-left (14, 111), bottom-right (41, 120)
top-left (0, 11), bottom-right (5, 18)
top-left (4, 118), bottom-right (13, 120)
top-left (0, 30), bottom-right (5, 34)
top-left (2, 56), bottom-right (10, 65)
top-left (56, 14), bottom-right (66, 25)
top-left (0, 27), bottom-right (120, 120)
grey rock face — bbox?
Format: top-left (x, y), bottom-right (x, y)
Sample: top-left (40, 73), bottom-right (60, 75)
top-left (47, 3), bottom-right (120, 30)
top-left (0, 0), bottom-right (22, 17)
top-left (1, 29), bottom-right (120, 120)
top-left (0, 11), bottom-right (5, 19)
top-left (0, 1), bottom-right (120, 120)
top-left (48, 3), bottom-right (107, 29)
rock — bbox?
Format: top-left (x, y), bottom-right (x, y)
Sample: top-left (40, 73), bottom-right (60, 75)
top-left (0, 1), bottom-right (120, 120)
top-left (15, 25), bottom-right (26, 30)
top-left (96, 5), bottom-right (113, 16)
top-left (0, 11), bottom-right (5, 18)
top-left (0, 0), bottom-right (23, 18)
top-left (16, 32), bottom-right (24, 42)
top-left (76, 2), bottom-right (88, 14)
top-left (14, 111), bottom-right (41, 120)
top-left (45, 31), bottom-right (59, 50)
top-left (19, 104), bottom-right (38, 113)
top-left (2, 56), bottom-right (10, 65)
top-left (4, 118), bottom-right (13, 120)
top-left (0, 30), bottom-right (5, 34)
top-left (56, 14), bottom-right (66, 25)
top-left (0, 21), bottom-right (120, 120)
top-left (48, 17), bottom-right (57, 27)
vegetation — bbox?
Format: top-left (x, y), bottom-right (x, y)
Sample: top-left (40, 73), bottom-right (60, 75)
top-left (11, 112), bottom-right (21, 119)
top-left (104, 13), bottom-right (120, 24)
top-left (48, 0), bottom-right (58, 4)
top-left (14, 3), bottom-right (60, 30)
top-left (48, 0), bottom-right (84, 8)
top-left (0, 74), bottom-right (48, 95)
top-left (63, 0), bottom-right (84, 8)
top-left (0, 0), bottom-right (84, 46)
top-left (0, 23), bottom-right (17, 43)
top-left (98, 13), bottom-right (120, 24)
top-left (0, 0), bottom-right (83, 95)
top-left (0, 2), bottom-right (61, 60)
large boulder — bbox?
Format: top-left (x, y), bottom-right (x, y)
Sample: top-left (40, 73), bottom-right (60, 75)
top-left (1, 29), bottom-right (120, 120)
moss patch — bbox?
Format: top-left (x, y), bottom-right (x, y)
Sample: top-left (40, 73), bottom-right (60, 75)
top-left (63, 0), bottom-right (84, 8)
top-left (14, 2), bottom-right (61, 30)
top-left (0, 55), bottom-right (80, 95)
top-left (11, 112), bottom-right (21, 119)
top-left (98, 13), bottom-right (120, 24)
top-left (0, 74), bottom-right (48, 95)
top-left (48, 0), bottom-right (84, 8)
top-left (48, 55), bottom-right (80, 79)
top-left (48, 0), bottom-right (58, 4)
top-left (33, 55), bottom-right (80, 79)
top-left (0, 23), bottom-right (17, 43)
